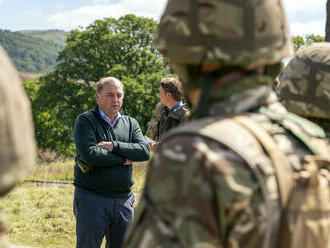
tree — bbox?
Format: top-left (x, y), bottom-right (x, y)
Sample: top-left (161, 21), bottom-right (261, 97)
top-left (31, 15), bottom-right (170, 155)
top-left (24, 74), bottom-right (95, 155)
top-left (56, 14), bottom-right (167, 83)
top-left (326, 0), bottom-right (330, 41)
top-left (291, 34), bottom-right (324, 52)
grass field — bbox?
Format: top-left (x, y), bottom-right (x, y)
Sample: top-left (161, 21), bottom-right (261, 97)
top-left (0, 160), bottom-right (148, 248)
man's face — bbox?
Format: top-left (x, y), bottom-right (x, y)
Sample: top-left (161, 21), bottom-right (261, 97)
top-left (158, 86), bottom-right (171, 106)
top-left (96, 82), bottom-right (123, 116)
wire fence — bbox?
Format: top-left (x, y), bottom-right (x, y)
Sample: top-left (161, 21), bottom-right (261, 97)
top-left (24, 179), bottom-right (74, 185)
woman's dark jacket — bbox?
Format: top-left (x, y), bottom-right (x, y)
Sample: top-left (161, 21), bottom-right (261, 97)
top-left (157, 104), bottom-right (189, 141)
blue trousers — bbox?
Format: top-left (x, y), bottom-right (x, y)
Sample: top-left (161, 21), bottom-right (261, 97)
top-left (73, 186), bottom-right (134, 248)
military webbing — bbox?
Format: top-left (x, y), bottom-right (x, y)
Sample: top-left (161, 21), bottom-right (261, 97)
top-left (143, 189), bottom-right (179, 242)
top-left (165, 117), bottom-right (281, 248)
top-left (233, 116), bottom-right (293, 207)
top-left (163, 112), bottom-right (329, 247)
top-left (259, 107), bottom-right (327, 155)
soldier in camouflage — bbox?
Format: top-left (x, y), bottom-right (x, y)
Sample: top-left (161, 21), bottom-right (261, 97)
top-left (279, 42), bottom-right (330, 136)
top-left (0, 46), bottom-right (36, 247)
top-left (123, 0), bottom-right (329, 247)
top-left (145, 77), bottom-right (189, 151)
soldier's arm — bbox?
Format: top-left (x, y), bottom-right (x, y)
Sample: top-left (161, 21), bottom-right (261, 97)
top-left (123, 135), bottom-right (265, 248)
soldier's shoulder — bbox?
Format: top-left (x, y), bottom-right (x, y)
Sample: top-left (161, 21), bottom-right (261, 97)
top-left (153, 102), bottom-right (165, 112)
top-left (150, 102), bottom-right (166, 119)
top-left (157, 118), bottom-right (247, 172)
top-left (155, 101), bottom-right (164, 108)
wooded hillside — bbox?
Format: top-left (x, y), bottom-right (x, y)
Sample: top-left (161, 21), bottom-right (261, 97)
top-left (0, 29), bottom-right (65, 73)
top-left (18, 29), bottom-right (68, 45)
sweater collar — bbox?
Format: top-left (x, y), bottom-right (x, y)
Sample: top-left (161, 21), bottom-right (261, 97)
top-left (92, 105), bottom-right (122, 128)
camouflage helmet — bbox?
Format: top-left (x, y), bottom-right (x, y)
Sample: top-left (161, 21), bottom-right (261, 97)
top-left (0, 46), bottom-right (36, 196)
top-left (155, 0), bottom-right (292, 83)
top-left (279, 42), bottom-right (330, 120)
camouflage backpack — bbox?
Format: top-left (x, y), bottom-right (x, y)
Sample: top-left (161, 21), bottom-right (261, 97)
top-left (167, 108), bottom-right (330, 248)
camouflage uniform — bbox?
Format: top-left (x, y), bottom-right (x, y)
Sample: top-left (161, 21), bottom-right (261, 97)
top-left (279, 42), bottom-right (330, 136)
top-left (123, 0), bottom-right (329, 247)
top-left (145, 102), bottom-right (165, 141)
top-left (157, 103), bottom-right (189, 141)
top-left (0, 47), bottom-right (36, 247)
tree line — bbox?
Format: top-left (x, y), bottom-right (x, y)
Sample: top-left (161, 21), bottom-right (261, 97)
top-left (23, 15), bottom-right (171, 155)
top-left (20, 14), bottom-right (325, 156)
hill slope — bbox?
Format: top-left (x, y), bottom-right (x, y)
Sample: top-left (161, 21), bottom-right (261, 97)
top-left (0, 29), bottom-right (65, 73)
top-left (18, 29), bottom-right (68, 45)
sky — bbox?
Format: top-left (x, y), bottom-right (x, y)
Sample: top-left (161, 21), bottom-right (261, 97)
top-left (0, 0), bottom-right (326, 36)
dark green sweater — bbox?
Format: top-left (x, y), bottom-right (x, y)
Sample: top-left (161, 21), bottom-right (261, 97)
top-left (73, 106), bottom-right (150, 197)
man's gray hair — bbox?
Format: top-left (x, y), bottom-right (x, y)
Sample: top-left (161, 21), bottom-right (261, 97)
top-left (96, 77), bottom-right (124, 93)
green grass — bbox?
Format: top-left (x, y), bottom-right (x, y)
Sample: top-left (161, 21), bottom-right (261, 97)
top-left (0, 160), bottom-right (148, 248)
top-left (1, 185), bottom-right (75, 248)
top-left (26, 159), bottom-right (74, 181)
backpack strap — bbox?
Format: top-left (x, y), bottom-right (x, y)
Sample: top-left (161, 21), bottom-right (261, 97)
top-left (233, 115), bottom-right (293, 207)
top-left (259, 107), bottom-right (327, 155)
top-left (165, 117), bottom-right (282, 248)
